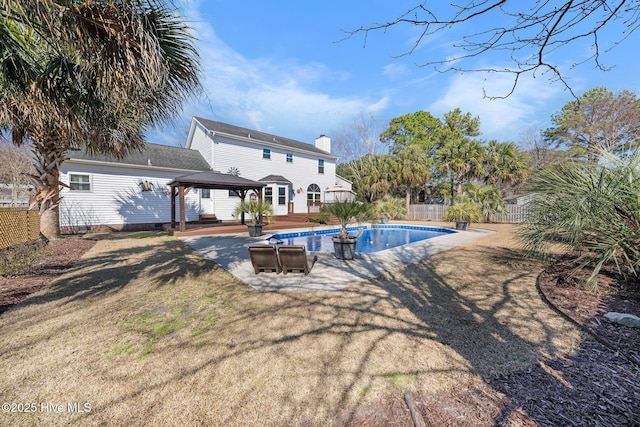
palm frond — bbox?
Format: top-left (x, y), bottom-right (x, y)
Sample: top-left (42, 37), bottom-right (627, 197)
top-left (519, 150), bottom-right (640, 290)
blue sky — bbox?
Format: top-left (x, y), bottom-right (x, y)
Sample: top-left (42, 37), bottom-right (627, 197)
top-left (146, 1), bottom-right (640, 153)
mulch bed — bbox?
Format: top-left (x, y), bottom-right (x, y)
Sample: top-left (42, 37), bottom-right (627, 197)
top-left (0, 237), bottom-right (95, 313)
top-left (2, 239), bottom-right (639, 425)
top-left (538, 260), bottom-right (640, 367)
top-left (342, 260), bottom-right (640, 427)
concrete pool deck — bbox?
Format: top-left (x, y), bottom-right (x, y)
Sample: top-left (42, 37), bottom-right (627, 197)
top-left (180, 224), bottom-right (494, 291)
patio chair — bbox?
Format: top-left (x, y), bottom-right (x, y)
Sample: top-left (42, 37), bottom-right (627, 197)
top-left (278, 245), bottom-right (318, 275)
top-left (248, 244), bottom-right (282, 274)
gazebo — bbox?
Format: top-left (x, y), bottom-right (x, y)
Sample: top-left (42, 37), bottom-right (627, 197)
top-left (168, 171), bottom-right (266, 232)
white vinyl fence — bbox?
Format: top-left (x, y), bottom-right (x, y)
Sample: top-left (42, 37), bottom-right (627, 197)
top-left (409, 204), bottom-right (529, 223)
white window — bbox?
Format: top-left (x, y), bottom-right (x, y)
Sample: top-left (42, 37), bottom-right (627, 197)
top-left (264, 187), bottom-right (273, 204)
top-left (286, 153), bottom-right (293, 163)
top-left (307, 183), bottom-right (321, 203)
top-left (201, 189), bottom-right (211, 199)
top-left (263, 148), bottom-right (271, 159)
top-left (69, 174), bottom-right (91, 191)
top-left (318, 159), bottom-right (324, 174)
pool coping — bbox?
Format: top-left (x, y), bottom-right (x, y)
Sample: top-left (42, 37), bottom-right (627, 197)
top-left (180, 223), bottom-right (494, 291)
top-left (266, 223), bottom-right (456, 253)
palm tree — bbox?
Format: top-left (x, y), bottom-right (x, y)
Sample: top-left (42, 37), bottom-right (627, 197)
top-left (464, 183), bottom-right (506, 223)
top-left (436, 137), bottom-right (484, 202)
top-left (0, 0), bottom-right (200, 238)
top-left (345, 154), bottom-right (393, 203)
top-left (391, 144), bottom-right (431, 213)
top-left (322, 200), bottom-right (370, 239)
top-left (482, 140), bottom-right (529, 189)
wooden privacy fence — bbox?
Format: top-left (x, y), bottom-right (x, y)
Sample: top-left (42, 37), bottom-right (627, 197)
top-left (408, 204), bottom-right (529, 223)
top-left (0, 208), bottom-right (40, 249)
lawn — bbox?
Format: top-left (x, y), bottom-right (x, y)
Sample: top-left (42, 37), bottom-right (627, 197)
top-left (0, 224), bottom-right (582, 426)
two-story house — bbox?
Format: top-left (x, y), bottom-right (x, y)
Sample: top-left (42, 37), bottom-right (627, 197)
top-left (58, 117), bottom-right (349, 232)
top-left (185, 117), bottom-right (339, 219)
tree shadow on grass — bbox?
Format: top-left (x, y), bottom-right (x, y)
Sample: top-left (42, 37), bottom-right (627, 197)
top-left (0, 233), bottom-right (223, 352)
top-left (97, 243), bottom-right (616, 424)
top-left (2, 235), bottom-right (638, 425)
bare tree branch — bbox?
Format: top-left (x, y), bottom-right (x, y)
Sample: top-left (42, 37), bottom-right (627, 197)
top-left (344, 1), bottom-right (639, 96)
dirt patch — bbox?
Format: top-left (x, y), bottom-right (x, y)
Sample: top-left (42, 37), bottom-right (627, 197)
top-left (0, 236), bottom-right (95, 313)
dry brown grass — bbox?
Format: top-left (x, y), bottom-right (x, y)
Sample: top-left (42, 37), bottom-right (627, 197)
top-left (0, 225), bottom-right (581, 426)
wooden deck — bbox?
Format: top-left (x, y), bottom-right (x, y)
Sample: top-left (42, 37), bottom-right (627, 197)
top-left (164, 213), bottom-right (337, 237)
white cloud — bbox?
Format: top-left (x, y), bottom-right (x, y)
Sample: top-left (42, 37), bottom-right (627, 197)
top-left (146, 2), bottom-right (375, 144)
top-left (382, 63), bottom-right (410, 79)
top-left (366, 96), bottom-right (390, 114)
top-left (429, 71), bottom-right (563, 141)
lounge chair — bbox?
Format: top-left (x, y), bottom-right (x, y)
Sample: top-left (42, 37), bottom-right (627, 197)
top-left (278, 245), bottom-right (318, 275)
top-left (248, 244), bottom-right (282, 274)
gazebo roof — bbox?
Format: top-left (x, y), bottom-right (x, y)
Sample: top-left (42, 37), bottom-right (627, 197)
top-left (169, 171), bottom-right (266, 190)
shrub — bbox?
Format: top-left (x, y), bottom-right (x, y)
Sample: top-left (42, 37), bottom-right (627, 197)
top-left (373, 195), bottom-right (406, 221)
top-left (308, 213), bottom-right (330, 224)
top-left (519, 150), bottom-right (640, 290)
top-left (0, 239), bottom-right (47, 277)
top-left (322, 200), bottom-right (371, 238)
top-left (232, 199), bottom-right (274, 224)
top-left (444, 201), bottom-right (481, 224)
top-left (464, 183), bottom-right (506, 222)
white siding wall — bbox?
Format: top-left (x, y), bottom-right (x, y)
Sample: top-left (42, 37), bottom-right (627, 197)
top-left (204, 133), bottom-right (336, 219)
top-left (59, 162), bottom-right (201, 229)
top-left (188, 123), bottom-right (213, 166)
top-left (335, 175), bottom-right (353, 191)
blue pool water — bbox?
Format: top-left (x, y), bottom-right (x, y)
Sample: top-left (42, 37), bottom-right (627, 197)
top-left (267, 225), bottom-right (455, 253)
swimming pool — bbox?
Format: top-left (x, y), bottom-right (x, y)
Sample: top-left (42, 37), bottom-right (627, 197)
top-left (267, 224), bottom-right (455, 253)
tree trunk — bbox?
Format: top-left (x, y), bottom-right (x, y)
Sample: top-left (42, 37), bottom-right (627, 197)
top-left (450, 177), bottom-right (456, 204)
top-left (29, 133), bottom-right (69, 240)
top-left (40, 205), bottom-right (61, 239)
top-left (405, 188), bottom-right (411, 215)
top-left (34, 161), bottom-right (63, 240)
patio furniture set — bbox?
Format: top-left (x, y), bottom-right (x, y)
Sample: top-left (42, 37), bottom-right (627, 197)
top-left (248, 244), bottom-right (317, 275)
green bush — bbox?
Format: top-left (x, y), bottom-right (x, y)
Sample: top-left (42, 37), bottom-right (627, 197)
top-left (322, 200), bottom-right (371, 238)
top-left (464, 183), bottom-right (506, 222)
top-left (373, 195), bottom-right (406, 221)
top-left (0, 239), bottom-right (48, 277)
top-left (519, 150), bottom-right (640, 290)
top-left (308, 213), bottom-right (330, 224)
top-left (444, 201), bottom-right (481, 224)
top-left (232, 199), bottom-right (274, 224)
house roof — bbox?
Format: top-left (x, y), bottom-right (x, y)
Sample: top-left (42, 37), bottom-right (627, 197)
top-left (67, 142), bottom-right (211, 171)
top-left (193, 117), bottom-right (337, 158)
top-left (258, 174), bottom-right (292, 184)
top-left (168, 171), bottom-right (266, 190)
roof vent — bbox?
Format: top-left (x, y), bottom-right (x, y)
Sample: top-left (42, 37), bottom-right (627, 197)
top-left (147, 159), bottom-right (152, 166)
